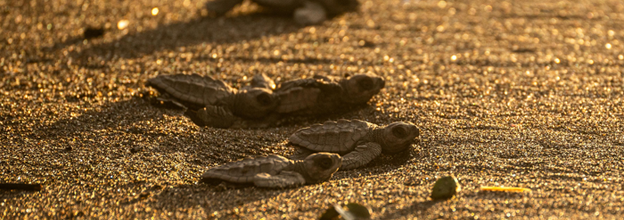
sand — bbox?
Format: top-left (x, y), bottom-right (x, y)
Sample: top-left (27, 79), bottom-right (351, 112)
top-left (1, 0), bottom-right (623, 219)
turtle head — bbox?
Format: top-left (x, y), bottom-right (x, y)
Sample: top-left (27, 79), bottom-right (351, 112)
top-left (231, 88), bottom-right (279, 119)
top-left (380, 121), bottom-right (420, 154)
top-left (340, 73), bottom-right (385, 105)
top-left (303, 153), bottom-right (342, 183)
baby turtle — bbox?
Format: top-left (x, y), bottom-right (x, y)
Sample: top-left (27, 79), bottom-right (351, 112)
top-left (185, 73), bottom-right (385, 128)
top-left (146, 73), bottom-right (280, 128)
top-left (274, 72), bottom-right (385, 116)
top-left (201, 153), bottom-right (342, 188)
top-left (204, 0), bottom-right (360, 25)
top-left (289, 119), bottom-right (420, 170)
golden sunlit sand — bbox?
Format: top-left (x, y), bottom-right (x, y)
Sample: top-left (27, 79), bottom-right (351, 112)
top-left (1, 0), bottom-right (623, 219)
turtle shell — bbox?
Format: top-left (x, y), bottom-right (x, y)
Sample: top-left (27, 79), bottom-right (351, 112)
top-left (274, 78), bottom-right (343, 115)
top-left (288, 119), bottom-right (375, 154)
top-left (147, 74), bottom-right (235, 109)
top-left (201, 155), bottom-right (292, 184)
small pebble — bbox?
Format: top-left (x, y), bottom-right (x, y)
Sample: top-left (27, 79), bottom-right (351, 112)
top-left (431, 175), bottom-right (461, 200)
top-left (83, 27), bottom-right (105, 39)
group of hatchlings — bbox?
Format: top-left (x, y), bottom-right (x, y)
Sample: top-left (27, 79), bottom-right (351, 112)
top-left (147, 72), bottom-right (420, 188)
top-left (144, 0), bottom-right (420, 188)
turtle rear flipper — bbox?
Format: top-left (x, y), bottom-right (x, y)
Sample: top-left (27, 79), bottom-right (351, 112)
top-left (205, 0), bottom-right (244, 16)
top-left (186, 105), bottom-right (239, 128)
top-left (340, 142), bottom-right (382, 170)
top-left (254, 171), bottom-right (306, 188)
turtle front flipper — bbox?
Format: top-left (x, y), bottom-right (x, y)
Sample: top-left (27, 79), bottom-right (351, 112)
top-left (204, 0), bottom-right (244, 16)
top-left (185, 105), bottom-right (239, 128)
top-left (340, 142), bottom-right (382, 170)
top-left (254, 171), bottom-right (306, 188)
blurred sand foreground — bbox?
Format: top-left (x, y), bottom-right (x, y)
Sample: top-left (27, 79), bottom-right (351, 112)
top-left (1, 0), bottom-right (623, 219)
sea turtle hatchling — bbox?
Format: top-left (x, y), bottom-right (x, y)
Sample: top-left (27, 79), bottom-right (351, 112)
top-left (204, 0), bottom-right (360, 25)
top-left (189, 73), bottom-right (385, 128)
top-left (273, 72), bottom-right (385, 116)
top-left (201, 153), bottom-right (342, 188)
top-left (146, 73), bottom-right (280, 128)
top-left (288, 119), bottom-right (420, 170)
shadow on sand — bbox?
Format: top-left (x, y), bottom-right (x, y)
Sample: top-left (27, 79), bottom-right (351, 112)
top-left (32, 96), bottom-right (169, 140)
top-left (46, 12), bottom-right (304, 63)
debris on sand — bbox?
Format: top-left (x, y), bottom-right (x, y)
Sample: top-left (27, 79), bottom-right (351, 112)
top-left (431, 175), bottom-right (461, 200)
top-left (480, 186), bottom-right (532, 193)
top-left (83, 27), bottom-right (105, 39)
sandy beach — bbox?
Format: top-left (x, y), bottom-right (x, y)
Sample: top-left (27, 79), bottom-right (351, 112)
top-left (1, 0), bottom-right (623, 218)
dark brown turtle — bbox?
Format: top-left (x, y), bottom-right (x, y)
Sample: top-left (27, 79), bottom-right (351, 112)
top-left (200, 153), bottom-right (342, 188)
top-left (146, 73), bottom-right (280, 128)
top-left (288, 119), bottom-right (420, 170)
top-left (204, 0), bottom-right (360, 25)
top-left (274, 72), bottom-right (385, 116)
